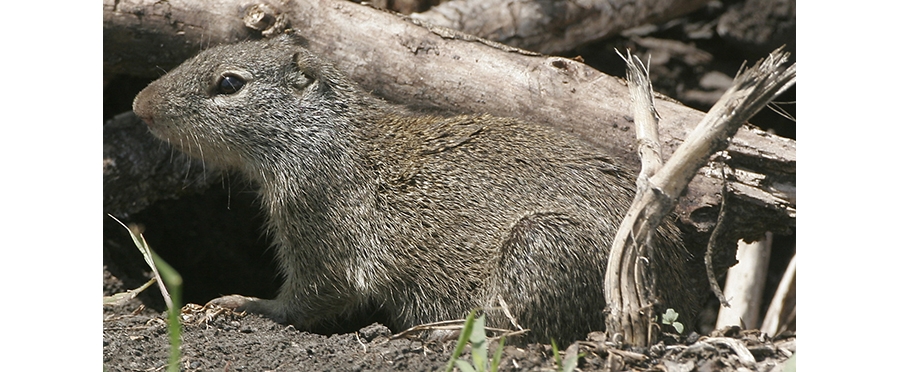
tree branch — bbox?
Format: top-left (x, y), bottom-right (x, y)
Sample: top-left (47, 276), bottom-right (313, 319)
top-left (411, 0), bottom-right (714, 54)
top-left (103, 0), bottom-right (795, 241)
top-left (605, 48), bottom-right (795, 346)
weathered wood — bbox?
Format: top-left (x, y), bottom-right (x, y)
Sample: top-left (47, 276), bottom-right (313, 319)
top-left (103, 0), bottom-right (795, 240)
top-left (760, 253), bottom-right (796, 337)
top-left (716, 233), bottom-right (773, 329)
top-left (718, 0), bottom-right (796, 57)
top-left (605, 50), bottom-right (661, 346)
top-left (411, 0), bottom-right (714, 54)
top-left (605, 48), bottom-right (794, 346)
top-left (103, 0), bottom-right (258, 78)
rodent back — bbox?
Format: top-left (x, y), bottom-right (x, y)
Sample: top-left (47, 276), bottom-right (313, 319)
top-left (130, 36), bottom-right (701, 339)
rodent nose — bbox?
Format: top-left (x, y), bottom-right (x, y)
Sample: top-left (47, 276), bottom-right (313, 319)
top-left (132, 87), bottom-right (156, 128)
top-left (139, 114), bottom-right (155, 128)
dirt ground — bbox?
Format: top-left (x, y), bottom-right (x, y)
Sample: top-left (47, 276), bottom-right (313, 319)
top-left (102, 290), bottom-right (796, 371)
top-left (103, 1), bottom-right (796, 370)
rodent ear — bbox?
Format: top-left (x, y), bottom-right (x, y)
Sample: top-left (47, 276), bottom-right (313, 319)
top-left (278, 30), bottom-right (309, 48)
top-left (290, 51), bottom-right (317, 90)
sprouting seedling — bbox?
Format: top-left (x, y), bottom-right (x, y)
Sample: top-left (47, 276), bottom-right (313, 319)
top-left (551, 339), bottom-right (582, 372)
top-left (661, 308), bottom-right (684, 334)
top-left (445, 311), bottom-right (505, 372)
top-left (108, 215), bottom-right (183, 372)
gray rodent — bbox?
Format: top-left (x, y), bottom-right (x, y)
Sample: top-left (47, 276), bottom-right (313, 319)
top-left (132, 34), bottom-right (703, 343)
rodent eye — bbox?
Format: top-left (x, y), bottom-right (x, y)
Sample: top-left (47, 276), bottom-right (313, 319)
top-left (217, 74), bottom-right (245, 95)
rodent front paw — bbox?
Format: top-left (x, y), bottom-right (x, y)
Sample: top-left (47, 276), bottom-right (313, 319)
top-left (207, 294), bottom-right (260, 312)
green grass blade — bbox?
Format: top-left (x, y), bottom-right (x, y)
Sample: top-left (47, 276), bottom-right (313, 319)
top-left (490, 336), bottom-right (505, 372)
top-left (445, 310), bottom-right (478, 372)
top-left (551, 339), bottom-right (562, 371)
top-left (470, 315), bottom-right (487, 371)
top-left (109, 215), bottom-right (183, 372)
top-left (455, 360), bottom-right (477, 372)
top-left (103, 278), bottom-right (156, 306)
top-left (108, 215), bottom-right (172, 309)
top-left (150, 251), bottom-right (183, 372)
top-left (562, 351), bottom-right (580, 372)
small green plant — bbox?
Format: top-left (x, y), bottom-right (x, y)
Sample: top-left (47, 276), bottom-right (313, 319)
top-left (661, 308), bottom-right (684, 334)
top-left (550, 339), bottom-right (582, 372)
top-left (109, 215), bottom-right (184, 372)
top-left (445, 310), bottom-right (506, 372)
top-left (782, 353), bottom-right (796, 372)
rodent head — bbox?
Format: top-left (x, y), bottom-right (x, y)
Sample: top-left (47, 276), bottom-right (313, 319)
top-left (133, 35), bottom-right (366, 173)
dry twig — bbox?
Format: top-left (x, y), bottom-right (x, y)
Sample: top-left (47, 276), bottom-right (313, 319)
top-left (605, 47), bottom-right (796, 347)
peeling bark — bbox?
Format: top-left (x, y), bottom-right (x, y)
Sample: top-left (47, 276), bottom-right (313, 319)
top-left (411, 0), bottom-right (714, 54)
top-left (103, 0), bottom-right (795, 241)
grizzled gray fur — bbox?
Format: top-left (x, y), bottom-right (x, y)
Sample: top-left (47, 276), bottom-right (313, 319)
top-left (132, 35), bottom-right (702, 343)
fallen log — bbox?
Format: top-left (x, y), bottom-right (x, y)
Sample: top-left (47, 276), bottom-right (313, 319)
top-left (410, 0), bottom-right (714, 54)
top-left (103, 0), bottom-right (795, 242)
